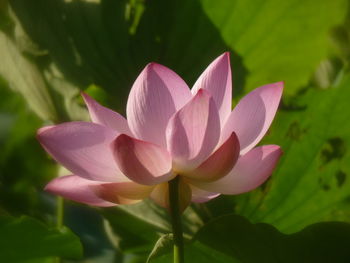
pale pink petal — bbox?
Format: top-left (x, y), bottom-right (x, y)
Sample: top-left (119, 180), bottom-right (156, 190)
top-left (184, 132), bottom-right (240, 182)
top-left (45, 175), bottom-right (116, 207)
top-left (150, 180), bottom-right (192, 212)
top-left (37, 122), bottom-right (126, 182)
top-left (91, 181), bottom-right (154, 204)
top-left (221, 82), bottom-right (283, 154)
top-left (192, 53), bottom-right (232, 125)
top-left (190, 145), bottom-right (282, 195)
top-left (112, 134), bottom-right (175, 185)
top-left (189, 184), bottom-right (220, 203)
top-left (166, 90), bottom-right (221, 172)
top-left (127, 63), bottom-right (192, 147)
top-left (82, 92), bottom-right (132, 135)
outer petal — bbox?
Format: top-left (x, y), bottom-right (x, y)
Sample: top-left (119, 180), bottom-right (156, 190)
top-left (150, 180), bottom-right (192, 212)
top-left (127, 63), bottom-right (192, 147)
top-left (166, 89), bottom-right (221, 172)
top-left (45, 175), bottom-right (116, 207)
top-left (192, 52), bottom-right (232, 125)
top-left (112, 134), bottom-right (175, 185)
top-left (190, 145), bottom-right (282, 195)
top-left (82, 92), bottom-right (132, 135)
top-left (183, 132), bottom-right (240, 182)
top-left (37, 122), bottom-right (126, 182)
top-left (189, 184), bottom-right (220, 203)
top-left (221, 82), bottom-right (283, 154)
top-left (91, 181), bottom-right (154, 204)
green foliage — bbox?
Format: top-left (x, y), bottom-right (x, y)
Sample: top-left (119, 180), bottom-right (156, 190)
top-left (232, 74), bottom-right (350, 233)
top-left (103, 200), bottom-right (203, 256)
top-left (0, 215), bottom-right (82, 262)
top-left (150, 215), bottom-right (350, 263)
top-left (201, 0), bottom-right (347, 94)
top-left (146, 234), bottom-right (173, 263)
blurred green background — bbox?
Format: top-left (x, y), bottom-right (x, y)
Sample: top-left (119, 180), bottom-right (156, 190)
top-left (1, 0), bottom-right (350, 262)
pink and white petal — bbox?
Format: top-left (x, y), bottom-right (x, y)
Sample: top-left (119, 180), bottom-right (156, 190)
top-left (127, 63), bottom-right (192, 147)
top-left (190, 145), bottom-right (282, 195)
top-left (45, 175), bottom-right (116, 207)
top-left (189, 184), bottom-right (220, 203)
top-left (166, 89), bottom-right (221, 172)
top-left (112, 134), bottom-right (175, 186)
top-left (91, 181), bottom-right (154, 204)
top-left (192, 53), bottom-right (232, 125)
top-left (37, 122), bottom-right (126, 182)
top-left (82, 92), bottom-right (132, 135)
top-left (221, 82), bottom-right (283, 155)
top-left (184, 132), bottom-right (240, 182)
top-left (150, 180), bottom-right (192, 212)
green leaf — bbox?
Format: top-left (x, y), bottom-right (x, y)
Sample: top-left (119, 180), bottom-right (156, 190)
top-left (234, 73), bottom-right (350, 232)
top-left (5, 0), bottom-right (345, 118)
top-left (103, 200), bottom-right (203, 254)
top-left (200, 0), bottom-right (347, 94)
top-left (0, 215), bottom-right (82, 262)
top-left (0, 31), bottom-right (58, 121)
top-left (150, 214), bottom-right (350, 263)
top-left (146, 234), bottom-right (173, 263)
top-left (193, 214), bottom-right (350, 263)
top-left (149, 240), bottom-right (238, 263)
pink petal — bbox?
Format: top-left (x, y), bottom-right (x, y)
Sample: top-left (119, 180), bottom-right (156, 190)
top-left (190, 145), bottom-right (282, 195)
top-left (82, 92), bottom-right (132, 135)
top-left (192, 53), bottom-right (232, 125)
top-left (221, 82), bottom-right (283, 154)
top-left (166, 89), bottom-right (221, 172)
top-left (150, 180), bottom-right (192, 212)
top-left (184, 132), bottom-right (240, 182)
top-left (112, 134), bottom-right (175, 185)
top-left (37, 122), bottom-right (126, 182)
top-left (127, 63), bottom-right (192, 147)
top-left (189, 184), bottom-right (220, 203)
top-left (91, 181), bottom-right (154, 204)
top-left (45, 175), bottom-right (116, 207)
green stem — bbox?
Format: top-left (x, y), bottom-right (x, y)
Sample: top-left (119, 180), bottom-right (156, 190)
top-left (168, 177), bottom-right (185, 263)
top-left (54, 196), bottom-right (64, 263)
top-left (56, 196), bottom-right (64, 229)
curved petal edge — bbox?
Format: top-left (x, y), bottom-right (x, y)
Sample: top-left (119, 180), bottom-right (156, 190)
top-left (191, 145), bottom-right (283, 195)
top-left (112, 134), bottom-right (175, 185)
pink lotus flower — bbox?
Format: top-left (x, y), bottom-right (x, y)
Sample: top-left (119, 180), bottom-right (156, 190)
top-left (38, 53), bottom-right (283, 210)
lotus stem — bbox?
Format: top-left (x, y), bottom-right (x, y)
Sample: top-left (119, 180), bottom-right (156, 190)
top-left (168, 176), bottom-right (185, 263)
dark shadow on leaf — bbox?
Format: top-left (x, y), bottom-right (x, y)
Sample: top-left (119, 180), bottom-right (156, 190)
top-left (194, 214), bottom-right (350, 263)
top-left (9, 0), bottom-right (247, 111)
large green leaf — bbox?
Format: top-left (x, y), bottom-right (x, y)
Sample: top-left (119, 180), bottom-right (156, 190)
top-left (0, 31), bottom-right (58, 121)
top-left (201, 0), bottom-right (347, 94)
top-left (150, 214), bottom-right (350, 263)
top-left (0, 215), bottom-right (82, 262)
top-left (231, 73), bottom-right (350, 233)
top-left (5, 0), bottom-right (345, 114)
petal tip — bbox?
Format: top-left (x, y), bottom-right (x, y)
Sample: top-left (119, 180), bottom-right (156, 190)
top-left (216, 52), bottom-right (231, 66)
top-left (36, 125), bottom-right (54, 140)
top-left (81, 92), bottom-right (97, 110)
top-left (81, 91), bottom-right (91, 102)
top-left (222, 51), bottom-right (230, 60)
top-left (145, 62), bottom-right (164, 72)
top-left (273, 81), bottom-right (284, 92)
top-left (44, 179), bottom-right (57, 194)
top-left (195, 88), bottom-right (211, 98)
